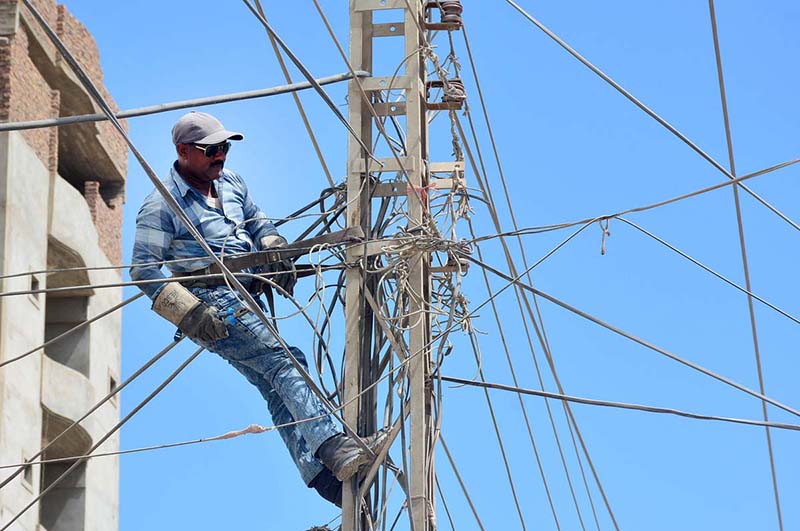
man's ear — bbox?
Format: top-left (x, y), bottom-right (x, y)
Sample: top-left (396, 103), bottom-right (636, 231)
top-left (176, 143), bottom-right (189, 160)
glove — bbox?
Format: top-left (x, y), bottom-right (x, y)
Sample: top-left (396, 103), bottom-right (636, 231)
top-left (152, 282), bottom-right (229, 342)
top-left (179, 303), bottom-right (230, 343)
top-left (260, 235), bottom-right (297, 298)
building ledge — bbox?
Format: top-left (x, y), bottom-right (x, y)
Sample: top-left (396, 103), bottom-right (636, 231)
top-left (18, 6), bottom-right (126, 190)
top-left (41, 358), bottom-right (93, 445)
top-left (47, 173), bottom-right (106, 293)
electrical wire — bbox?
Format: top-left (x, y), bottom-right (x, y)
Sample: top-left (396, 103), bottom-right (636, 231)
top-left (0, 292), bottom-right (144, 369)
top-left (0, 339), bottom-right (183, 487)
top-left (441, 376), bottom-right (800, 433)
top-left (503, 0), bottom-right (800, 235)
top-left (0, 346), bottom-right (205, 531)
top-left (707, 2), bottom-right (783, 526)
top-left (458, 252), bottom-right (800, 419)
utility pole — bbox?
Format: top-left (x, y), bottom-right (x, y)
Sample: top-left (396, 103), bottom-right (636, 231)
top-left (344, 1), bottom-right (465, 529)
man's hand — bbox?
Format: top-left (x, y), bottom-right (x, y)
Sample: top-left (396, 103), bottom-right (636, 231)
top-left (178, 303), bottom-right (229, 342)
top-left (261, 235), bottom-right (297, 298)
top-left (152, 282), bottom-right (228, 342)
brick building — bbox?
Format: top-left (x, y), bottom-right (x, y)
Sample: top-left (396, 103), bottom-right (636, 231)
top-left (0, 1), bottom-right (127, 529)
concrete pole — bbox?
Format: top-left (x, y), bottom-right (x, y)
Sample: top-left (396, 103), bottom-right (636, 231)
top-left (344, 1), bottom-right (433, 529)
top-left (343, 2), bottom-right (373, 529)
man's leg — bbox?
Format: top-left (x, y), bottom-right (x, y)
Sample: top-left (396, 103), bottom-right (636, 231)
top-left (221, 311), bottom-right (340, 456)
top-left (189, 287), bottom-right (386, 488)
top-left (226, 359), bottom-right (327, 486)
top-left (189, 287), bottom-right (339, 479)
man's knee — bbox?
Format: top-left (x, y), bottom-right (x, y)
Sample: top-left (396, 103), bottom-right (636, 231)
top-left (288, 346), bottom-right (309, 369)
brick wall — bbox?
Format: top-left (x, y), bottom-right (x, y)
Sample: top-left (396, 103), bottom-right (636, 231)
top-left (84, 181), bottom-right (122, 267)
top-left (56, 4), bottom-right (128, 176)
top-left (0, 36), bottom-right (11, 121)
top-left (27, 0), bottom-right (57, 57)
top-left (0, 0), bottom-right (128, 265)
top-left (48, 86), bottom-right (58, 173)
top-left (56, 5), bottom-right (98, 86)
top-left (7, 25), bottom-right (55, 164)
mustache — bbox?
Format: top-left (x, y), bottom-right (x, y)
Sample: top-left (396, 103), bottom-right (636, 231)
top-left (210, 161), bottom-right (224, 168)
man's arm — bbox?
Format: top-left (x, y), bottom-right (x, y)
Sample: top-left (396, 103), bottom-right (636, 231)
top-left (130, 193), bottom-right (229, 342)
top-left (130, 196), bottom-right (175, 300)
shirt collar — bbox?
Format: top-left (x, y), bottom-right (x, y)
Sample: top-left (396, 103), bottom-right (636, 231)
top-left (170, 162), bottom-right (222, 198)
top-left (170, 162), bottom-right (193, 198)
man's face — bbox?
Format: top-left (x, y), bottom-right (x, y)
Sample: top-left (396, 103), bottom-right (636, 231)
top-left (176, 141), bottom-right (229, 182)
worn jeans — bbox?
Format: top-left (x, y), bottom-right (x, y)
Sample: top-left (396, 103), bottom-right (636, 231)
top-left (189, 286), bottom-right (339, 485)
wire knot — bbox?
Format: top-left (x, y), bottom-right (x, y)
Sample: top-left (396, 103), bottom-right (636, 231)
top-left (599, 218), bottom-right (611, 255)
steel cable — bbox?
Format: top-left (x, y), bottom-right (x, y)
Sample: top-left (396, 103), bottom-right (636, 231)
top-left (707, 2), bottom-right (783, 526)
top-left (0, 338), bottom-right (183, 488)
top-left (458, 252), bottom-right (800, 419)
top-left (503, 0), bottom-right (800, 235)
top-left (0, 346), bottom-right (205, 531)
top-left (442, 376), bottom-right (800, 433)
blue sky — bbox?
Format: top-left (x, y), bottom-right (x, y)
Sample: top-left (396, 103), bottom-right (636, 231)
top-left (56, 1), bottom-right (800, 529)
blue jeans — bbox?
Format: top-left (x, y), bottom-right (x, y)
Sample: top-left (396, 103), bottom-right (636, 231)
top-left (189, 286), bottom-right (339, 485)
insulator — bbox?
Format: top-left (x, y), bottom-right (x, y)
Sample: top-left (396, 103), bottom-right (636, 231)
top-left (439, 0), bottom-right (463, 26)
top-left (442, 78), bottom-right (466, 105)
top-left (425, 0), bottom-right (463, 30)
top-left (426, 78), bottom-right (466, 110)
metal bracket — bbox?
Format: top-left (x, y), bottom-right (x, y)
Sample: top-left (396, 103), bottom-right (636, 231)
top-left (373, 101), bottom-right (407, 116)
top-left (191, 227), bottom-right (366, 275)
top-left (373, 22), bottom-right (405, 37)
top-left (352, 157), bottom-right (416, 174)
top-left (360, 76), bottom-right (413, 91)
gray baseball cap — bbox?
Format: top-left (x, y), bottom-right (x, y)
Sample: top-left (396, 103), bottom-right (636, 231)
top-left (171, 111), bottom-right (244, 145)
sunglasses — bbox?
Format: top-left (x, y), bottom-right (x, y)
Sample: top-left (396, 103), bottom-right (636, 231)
top-left (193, 141), bottom-right (231, 158)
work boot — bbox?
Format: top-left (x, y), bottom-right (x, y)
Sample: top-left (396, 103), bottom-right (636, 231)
top-left (309, 468), bottom-right (342, 507)
top-left (316, 429), bottom-right (391, 482)
top-left (362, 428), bottom-right (391, 468)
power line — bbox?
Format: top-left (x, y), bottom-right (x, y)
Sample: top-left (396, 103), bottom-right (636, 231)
top-left (455, 108), bottom-right (614, 528)
top-left (0, 185), bottom-right (344, 282)
top-left (503, 0), bottom-right (800, 235)
top-left (0, 338), bottom-right (182, 490)
top-left (441, 376), bottom-right (800, 433)
top-left (467, 217), bottom-right (568, 530)
top-left (0, 423), bottom-right (267, 470)
top-left (0, 293), bottom-right (143, 369)
top-left (466, 330), bottom-right (529, 529)
top-left (1, 346), bottom-right (205, 530)
top-left (439, 435), bottom-right (486, 531)
top-left (240, 0), bottom-right (377, 163)
top-left (617, 218), bottom-right (800, 327)
top-left (458, 252), bottom-right (800, 419)
top-left (707, 1), bottom-right (783, 527)
top-left (467, 157), bottom-right (800, 245)
top-left (252, 0), bottom-right (337, 189)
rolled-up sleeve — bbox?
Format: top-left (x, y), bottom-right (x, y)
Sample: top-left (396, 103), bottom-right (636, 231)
top-left (130, 195), bottom-right (175, 300)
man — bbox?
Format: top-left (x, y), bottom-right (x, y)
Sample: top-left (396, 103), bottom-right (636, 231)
top-left (130, 111), bottom-right (385, 506)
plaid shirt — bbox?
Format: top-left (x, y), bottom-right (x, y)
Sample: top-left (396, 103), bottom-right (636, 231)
top-left (130, 164), bottom-right (279, 299)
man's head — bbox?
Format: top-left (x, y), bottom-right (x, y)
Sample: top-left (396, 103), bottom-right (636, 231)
top-left (172, 111), bottom-right (243, 182)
